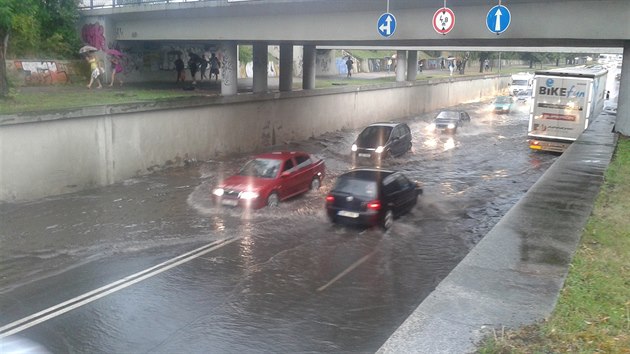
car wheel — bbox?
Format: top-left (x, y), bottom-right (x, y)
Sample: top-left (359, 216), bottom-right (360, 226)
top-left (382, 210), bottom-right (394, 230)
top-left (266, 192), bottom-right (279, 207)
top-left (310, 177), bottom-right (321, 191)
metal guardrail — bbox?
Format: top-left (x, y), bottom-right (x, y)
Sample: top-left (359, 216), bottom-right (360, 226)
top-left (79, 0), bottom-right (209, 9)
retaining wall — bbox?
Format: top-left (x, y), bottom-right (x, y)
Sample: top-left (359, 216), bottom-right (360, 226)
top-left (0, 75), bottom-right (509, 202)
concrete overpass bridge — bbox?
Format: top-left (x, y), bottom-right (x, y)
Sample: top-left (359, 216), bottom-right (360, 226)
top-left (79, 0), bottom-right (628, 131)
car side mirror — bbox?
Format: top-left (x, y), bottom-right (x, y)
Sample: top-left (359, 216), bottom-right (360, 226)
top-left (281, 171), bottom-right (291, 177)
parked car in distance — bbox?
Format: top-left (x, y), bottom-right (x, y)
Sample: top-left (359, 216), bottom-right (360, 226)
top-left (325, 168), bottom-right (422, 230)
top-left (491, 95), bottom-right (514, 113)
top-left (351, 122), bottom-right (412, 166)
top-left (213, 151), bottom-right (325, 209)
top-left (427, 110), bottom-right (470, 134)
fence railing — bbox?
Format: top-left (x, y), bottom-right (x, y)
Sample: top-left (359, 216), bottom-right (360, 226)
top-left (79, 0), bottom-right (210, 10)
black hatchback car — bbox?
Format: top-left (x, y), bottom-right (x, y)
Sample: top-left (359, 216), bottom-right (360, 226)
top-left (325, 168), bottom-right (422, 230)
top-left (351, 122), bottom-right (412, 165)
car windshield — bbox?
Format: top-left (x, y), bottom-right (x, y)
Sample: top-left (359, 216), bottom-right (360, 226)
top-left (356, 126), bottom-right (392, 148)
top-left (436, 111), bottom-right (459, 119)
top-left (333, 177), bottom-right (378, 199)
top-left (238, 158), bottom-right (281, 178)
top-left (495, 97), bottom-right (511, 104)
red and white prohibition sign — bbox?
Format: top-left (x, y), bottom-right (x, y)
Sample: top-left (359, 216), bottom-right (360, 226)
top-left (433, 7), bottom-right (455, 35)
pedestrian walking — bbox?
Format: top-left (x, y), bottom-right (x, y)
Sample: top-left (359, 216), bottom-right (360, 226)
top-left (200, 54), bottom-right (209, 80)
top-left (109, 57), bottom-right (124, 87)
top-left (209, 53), bottom-right (221, 81)
top-left (188, 54), bottom-right (199, 84)
top-left (606, 90), bottom-right (610, 100)
top-left (449, 60), bottom-right (454, 76)
top-left (86, 54), bottom-right (103, 89)
top-left (174, 55), bottom-right (185, 83)
top-left (345, 57), bottom-right (354, 78)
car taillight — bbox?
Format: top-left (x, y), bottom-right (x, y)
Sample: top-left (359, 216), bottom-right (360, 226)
top-left (325, 195), bottom-right (335, 203)
top-left (366, 200), bottom-right (381, 210)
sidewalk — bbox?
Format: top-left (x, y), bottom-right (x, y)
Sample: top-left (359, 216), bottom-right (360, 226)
top-left (378, 111), bottom-right (618, 353)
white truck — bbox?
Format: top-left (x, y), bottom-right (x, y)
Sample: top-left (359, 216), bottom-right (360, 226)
top-left (509, 72), bottom-right (534, 96)
top-left (528, 66), bottom-right (608, 153)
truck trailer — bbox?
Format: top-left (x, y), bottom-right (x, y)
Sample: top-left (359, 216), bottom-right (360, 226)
top-left (528, 66), bottom-right (608, 153)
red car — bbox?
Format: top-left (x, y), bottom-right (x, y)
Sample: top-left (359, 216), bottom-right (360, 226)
top-left (212, 151), bottom-right (325, 209)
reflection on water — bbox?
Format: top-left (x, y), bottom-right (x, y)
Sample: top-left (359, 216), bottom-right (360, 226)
top-left (443, 137), bottom-right (455, 151)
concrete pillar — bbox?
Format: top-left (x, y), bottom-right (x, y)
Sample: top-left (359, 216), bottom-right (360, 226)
top-left (253, 43), bottom-right (268, 93)
top-left (220, 41), bottom-right (238, 96)
top-left (396, 50), bottom-right (406, 82)
top-left (279, 44), bottom-right (294, 92)
top-left (615, 41), bottom-right (630, 136)
top-left (407, 50), bottom-right (418, 82)
top-left (302, 45), bottom-right (316, 90)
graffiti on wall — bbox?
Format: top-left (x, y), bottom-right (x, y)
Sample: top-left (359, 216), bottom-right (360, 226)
top-left (13, 61), bottom-right (70, 85)
top-left (81, 23), bottom-right (106, 50)
top-left (316, 53), bottom-right (333, 74)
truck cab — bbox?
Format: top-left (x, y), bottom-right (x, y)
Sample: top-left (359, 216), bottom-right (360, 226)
top-left (509, 72), bottom-right (534, 96)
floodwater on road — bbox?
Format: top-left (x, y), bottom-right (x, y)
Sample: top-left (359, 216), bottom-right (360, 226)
top-left (0, 100), bottom-right (557, 352)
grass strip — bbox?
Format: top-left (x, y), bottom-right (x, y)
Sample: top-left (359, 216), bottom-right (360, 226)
top-left (478, 137), bottom-right (630, 353)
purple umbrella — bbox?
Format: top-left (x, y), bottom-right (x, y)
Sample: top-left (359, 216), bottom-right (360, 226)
top-left (106, 49), bottom-right (124, 57)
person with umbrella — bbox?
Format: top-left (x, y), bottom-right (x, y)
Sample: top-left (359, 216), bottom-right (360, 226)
top-left (85, 52), bottom-right (103, 89)
top-left (107, 49), bottom-right (124, 87)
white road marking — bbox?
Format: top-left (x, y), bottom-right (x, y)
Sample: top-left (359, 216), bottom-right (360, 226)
top-left (0, 236), bottom-right (241, 338)
top-left (317, 249), bottom-right (377, 292)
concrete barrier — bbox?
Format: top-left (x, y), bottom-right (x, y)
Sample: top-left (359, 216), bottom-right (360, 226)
top-left (0, 75), bottom-right (509, 202)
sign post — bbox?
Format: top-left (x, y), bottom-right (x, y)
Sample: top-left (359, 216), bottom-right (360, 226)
top-left (432, 7), bottom-right (455, 35)
top-left (377, 13), bottom-right (397, 38)
top-left (486, 5), bottom-right (511, 35)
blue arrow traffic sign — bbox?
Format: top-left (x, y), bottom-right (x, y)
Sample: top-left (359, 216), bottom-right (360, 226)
top-left (377, 13), bottom-right (396, 38)
top-left (486, 5), bottom-right (511, 34)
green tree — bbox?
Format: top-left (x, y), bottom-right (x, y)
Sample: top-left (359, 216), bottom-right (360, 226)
top-left (239, 45), bottom-right (253, 64)
top-left (520, 52), bottom-right (548, 69)
top-left (0, 0), bottom-right (32, 96)
top-left (1, 0), bottom-right (81, 97)
top-left (40, 0), bottom-right (82, 58)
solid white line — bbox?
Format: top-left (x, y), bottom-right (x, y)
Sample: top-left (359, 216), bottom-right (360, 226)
top-left (317, 249), bottom-right (377, 292)
top-left (0, 236), bottom-right (241, 338)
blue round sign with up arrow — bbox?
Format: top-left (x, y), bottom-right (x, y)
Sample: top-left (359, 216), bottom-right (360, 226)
top-left (377, 13), bottom-right (396, 38)
top-left (486, 5), bottom-right (511, 34)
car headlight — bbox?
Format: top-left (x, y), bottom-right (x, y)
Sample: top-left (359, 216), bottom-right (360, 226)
top-left (375, 146), bottom-right (384, 154)
top-left (351, 144), bottom-right (357, 152)
top-left (239, 191), bottom-right (259, 200)
top-left (427, 123), bottom-right (436, 131)
top-left (213, 188), bottom-right (224, 197)
top-left (447, 123), bottom-right (455, 129)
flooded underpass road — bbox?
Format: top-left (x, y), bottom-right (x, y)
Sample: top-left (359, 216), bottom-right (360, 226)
top-left (0, 100), bottom-right (557, 353)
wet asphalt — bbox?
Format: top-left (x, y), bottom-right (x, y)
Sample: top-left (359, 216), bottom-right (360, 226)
top-left (0, 100), bottom-right (558, 352)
